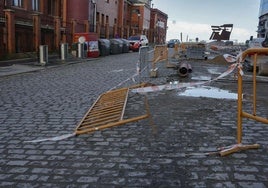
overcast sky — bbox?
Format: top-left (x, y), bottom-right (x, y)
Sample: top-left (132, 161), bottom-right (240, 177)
top-left (152, 0), bottom-right (260, 42)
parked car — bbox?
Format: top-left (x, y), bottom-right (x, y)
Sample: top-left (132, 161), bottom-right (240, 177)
top-left (128, 35), bottom-right (148, 52)
top-left (167, 39), bottom-right (180, 48)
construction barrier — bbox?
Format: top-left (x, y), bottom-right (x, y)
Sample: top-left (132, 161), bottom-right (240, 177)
top-left (134, 48), bottom-right (268, 156)
top-left (171, 42), bottom-right (206, 60)
top-left (152, 45), bottom-right (168, 64)
top-left (131, 62), bottom-right (237, 93)
top-left (171, 43), bottom-right (179, 58)
top-left (150, 43), bottom-right (207, 78)
top-left (25, 85), bottom-right (151, 142)
top-left (185, 43), bottom-right (206, 60)
top-left (219, 48), bottom-right (268, 156)
top-left (75, 86), bottom-right (150, 135)
top-left (150, 45), bottom-right (176, 77)
top-left (172, 43), bottom-right (185, 59)
top-left (137, 46), bottom-right (150, 82)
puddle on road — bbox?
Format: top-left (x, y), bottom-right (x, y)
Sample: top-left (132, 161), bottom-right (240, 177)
top-left (191, 76), bottom-right (211, 81)
top-left (110, 69), bottom-right (124, 73)
top-left (207, 68), bottom-right (222, 75)
top-left (177, 86), bottom-right (238, 100)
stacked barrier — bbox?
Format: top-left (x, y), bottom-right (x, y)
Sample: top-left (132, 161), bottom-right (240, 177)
top-left (185, 43), bottom-right (206, 60)
top-left (171, 42), bottom-right (206, 60)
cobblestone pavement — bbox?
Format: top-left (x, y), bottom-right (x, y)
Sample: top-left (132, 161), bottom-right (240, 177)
top-left (0, 50), bottom-right (268, 187)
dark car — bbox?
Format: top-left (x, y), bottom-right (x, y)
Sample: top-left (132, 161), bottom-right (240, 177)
top-left (167, 39), bottom-right (180, 48)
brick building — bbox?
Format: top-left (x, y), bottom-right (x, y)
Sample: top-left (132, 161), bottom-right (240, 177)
top-left (128, 0), bottom-right (151, 37)
top-left (150, 8), bottom-right (168, 44)
top-left (1, 0), bottom-right (62, 57)
top-left (61, 0), bottom-right (91, 46)
top-left (95, 0), bottom-right (119, 38)
top-left (0, 0), bottom-right (167, 59)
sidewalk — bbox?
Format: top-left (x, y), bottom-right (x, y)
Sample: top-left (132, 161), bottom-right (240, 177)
top-left (0, 64), bottom-right (45, 77)
top-left (0, 56), bottom-right (96, 77)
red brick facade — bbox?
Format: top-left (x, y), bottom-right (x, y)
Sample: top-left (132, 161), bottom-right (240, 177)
top-left (150, 8), bottom-right (168, 44)
top-left (0, 0), bottom-right (167, 59)
top-left (0, 0), bottom-right (62, 56)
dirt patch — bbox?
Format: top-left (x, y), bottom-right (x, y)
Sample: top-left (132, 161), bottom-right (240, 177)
top-left (207, 55), bottom-right (230, 65)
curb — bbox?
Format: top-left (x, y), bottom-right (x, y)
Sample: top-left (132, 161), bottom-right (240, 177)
top-left (0, 57), bottom-right (99, 77)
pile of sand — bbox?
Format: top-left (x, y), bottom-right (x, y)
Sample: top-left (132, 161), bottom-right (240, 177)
top-left (207, 55), bottom-right (230, 65)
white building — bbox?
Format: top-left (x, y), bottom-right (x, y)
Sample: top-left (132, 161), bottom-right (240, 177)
top-left (258, 0), bottom-right (268, 37)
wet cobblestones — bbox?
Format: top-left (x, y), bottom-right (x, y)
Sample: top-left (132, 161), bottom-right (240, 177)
top-left (0, 51), bottom-right (268, 187)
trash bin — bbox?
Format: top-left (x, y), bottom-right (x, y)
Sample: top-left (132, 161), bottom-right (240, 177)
top-left (87, 40), bottom-right (100, 58)
top-left (71, 43), bottom-right (78, 57)
top-left (119, 39), bottom-right (130, 53)
top-left (60, 43), bottom-right (68, 60)
top-left (110, 39), bottom-right (123, 54)
top-left (39, 45), bottom-right (48, 65)
top-left (73, 32), bottom-right (100, 58)
top-left (98, 39), bottom-right (110, 56)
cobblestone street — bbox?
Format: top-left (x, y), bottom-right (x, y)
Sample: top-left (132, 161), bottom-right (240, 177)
top-left (0, 51), bottom-right (268, 187)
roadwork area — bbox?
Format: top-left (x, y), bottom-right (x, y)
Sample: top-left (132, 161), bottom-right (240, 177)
top-left (0, 49), bottom-right (268, 187)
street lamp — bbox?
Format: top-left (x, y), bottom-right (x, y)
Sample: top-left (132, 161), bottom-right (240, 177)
top-left (137, 13), bottom-right (141, 33)
top-left (91, 0), bottom-right (96, 32)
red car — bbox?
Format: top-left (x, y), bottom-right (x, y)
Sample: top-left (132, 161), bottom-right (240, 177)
top-left (128, 35), bottom-right (149, 52)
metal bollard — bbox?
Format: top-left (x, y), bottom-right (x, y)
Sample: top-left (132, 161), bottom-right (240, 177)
top-left (39, 45), bottom-right (48, 65)
top-left (60, 43), bottom-right (68, 60)
top-left (78, 43), bottom-right (84, 58)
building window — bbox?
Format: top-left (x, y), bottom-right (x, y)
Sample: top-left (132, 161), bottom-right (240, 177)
top-left (13, 0), bottom-right (23, 7)
top-left (32, 0), bottom-right (39, 11)
top-left (47, 0), bottom-right (55, 15)
top-left (101, 14), bottom-right (105, 25)
top-left (106, 16), bottom-right (109, 24)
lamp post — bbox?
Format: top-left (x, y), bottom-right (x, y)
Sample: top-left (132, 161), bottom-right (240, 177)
top-left (91, 0), bottom-right (96, 33)
top-left (137, 13), bottom-right (140, 34)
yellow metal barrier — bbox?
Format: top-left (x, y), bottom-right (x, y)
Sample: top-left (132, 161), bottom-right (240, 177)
top-left (75, 86), bottom-right (150, 135)
top-left (220, 48), bottom-right (268, 156)
top-left (150, 45), bottom-right (176, 77)
top-left (171, 43), bottom-right (179, 58)
top-left (151, 45), bottom-right (169, 68)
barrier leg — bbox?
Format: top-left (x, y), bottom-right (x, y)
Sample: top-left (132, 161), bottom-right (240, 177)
top-left (219, 144), bottom-right (260, 156)
top-left (219, 54), bottom-right (260, 157)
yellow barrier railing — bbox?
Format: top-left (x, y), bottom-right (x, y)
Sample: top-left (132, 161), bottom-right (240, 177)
top-left (152, 45), bottom-right (169, 68)
top-left (75, 86), bottom-right (150, 135)
top-left (220, 48), bottom-right (268, 156)
top-left (150, 45), bottom-right (176, 77)
top-left (171, 43), bottom-right (179, 58)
